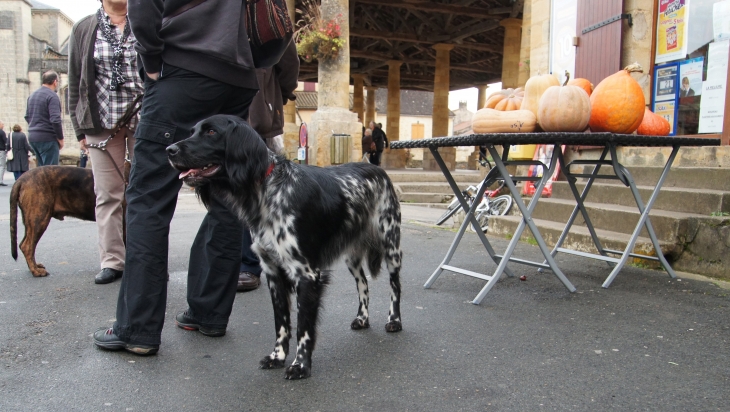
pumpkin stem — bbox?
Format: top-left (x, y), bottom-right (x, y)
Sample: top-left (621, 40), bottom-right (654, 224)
top-left (623, 62), bottom-right (644, 74)
top-left (563, 70), bottom-right (570, 86)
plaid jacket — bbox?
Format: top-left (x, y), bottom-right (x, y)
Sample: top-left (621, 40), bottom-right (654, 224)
top-left (68, 11), bottom-right (143, 140)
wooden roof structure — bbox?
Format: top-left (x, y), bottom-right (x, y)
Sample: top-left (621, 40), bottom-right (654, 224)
top-left (297, 0), bottom-right (524, 91)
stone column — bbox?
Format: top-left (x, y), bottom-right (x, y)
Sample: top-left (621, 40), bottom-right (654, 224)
top-left (352, 74), bottom-right (365, 123)
top-left (365, 86), bottom-right (377, 125)
top-left (282, 0), bottom-right (299, 160)
top-left (307, 0), bottom-right (361, 166)
top-left (423, 44), bottom-right (455, 171)
top-left (500, 18), bottom-right (522, 89)
top-left (477, 84), bottom-right (488, 110)
top-left (518, 0), bottom-right (532, 86)
top-left (381, 60), bottom-right (406, 168)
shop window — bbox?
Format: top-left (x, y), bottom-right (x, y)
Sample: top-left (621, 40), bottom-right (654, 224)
top-left (653, 0), bottom-right (729, 135)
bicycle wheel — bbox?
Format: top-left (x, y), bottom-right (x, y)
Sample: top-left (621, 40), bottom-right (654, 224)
top-left (488, 195), bottom-right (512, 216)
top-left (435, 198), bottom-right (462, 226)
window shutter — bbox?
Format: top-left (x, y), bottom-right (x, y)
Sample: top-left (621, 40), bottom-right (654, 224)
top-left (574, 0), bottom-right (624, 85)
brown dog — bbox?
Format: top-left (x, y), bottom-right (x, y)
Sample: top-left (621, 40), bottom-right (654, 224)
top-left (9, 164), bottom-right (129, 277)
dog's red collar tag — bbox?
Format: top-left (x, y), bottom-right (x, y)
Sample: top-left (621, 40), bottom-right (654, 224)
top-left (265, 162), bottom-right (275, 178)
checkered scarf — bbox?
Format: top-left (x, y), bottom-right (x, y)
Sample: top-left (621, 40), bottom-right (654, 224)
top-left (96, 8), bottom-right (131, 91)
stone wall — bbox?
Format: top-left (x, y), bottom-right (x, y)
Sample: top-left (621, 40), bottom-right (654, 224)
top-left (622, 0), bottom-right (655, 102)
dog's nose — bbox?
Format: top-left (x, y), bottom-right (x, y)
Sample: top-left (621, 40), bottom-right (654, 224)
top-left (166, 144), bottom-right (180, 157)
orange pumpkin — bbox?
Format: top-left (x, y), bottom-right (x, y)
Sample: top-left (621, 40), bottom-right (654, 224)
top-left (589, 63), bottom-right (646, 134)
top-left (485, 88), bottom-right (524, 111)
top-left (537, 72), bottom-right (591, 132)
top-left (637, 107), bottom-right (671, 136)
top-left (567, 78), bottom-right (594, 96)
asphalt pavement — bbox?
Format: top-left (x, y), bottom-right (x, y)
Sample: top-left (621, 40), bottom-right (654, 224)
top-left (0, 172), bottom-right (728, 411)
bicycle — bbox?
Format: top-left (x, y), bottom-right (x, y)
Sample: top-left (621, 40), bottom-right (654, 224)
top-left (435, 154), bottom-right (513, 232)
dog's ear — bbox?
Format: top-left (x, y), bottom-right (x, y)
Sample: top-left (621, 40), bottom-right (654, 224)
top-left (224, 118), bottom-right (270, 190)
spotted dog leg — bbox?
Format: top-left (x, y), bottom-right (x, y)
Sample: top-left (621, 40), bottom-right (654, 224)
top-left (259, 266), bottom-right (292, 370)
top-left (285, 270), bottom-right (330, 380)
top-left (346, 257), bottom-right (370, 330)
top-left (383, 207), bottom-right (403, 333)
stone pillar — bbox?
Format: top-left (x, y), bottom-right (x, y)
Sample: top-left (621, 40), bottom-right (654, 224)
top-left (365, 86), bottom-right (377, 125)
top-left (477, 84), bottom-right (488, 110)
top-left (423, 44), bottom-right (455, 171)
top-left (352, 74), bottom-right (365, 122)
top-left (528, 0), bottom-right (550, 76)
top-left (381, 60), bottom-right (406, 168)
top-left (518, 0), bottom-right (532, 86)
top-left (307, 0), bottom-right (361, 166)
top-left (500, 18), bottom-right (522, 89)
top-left (282, 0), bottom-right (299, 160)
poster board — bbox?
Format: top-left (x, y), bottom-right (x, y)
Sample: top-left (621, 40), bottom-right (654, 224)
top-left (653, 62), bottom-right (680, 134)
top-left (656, 0), bottom-right (691, 64)
top-left (698, 40), bottom-right (730, 133)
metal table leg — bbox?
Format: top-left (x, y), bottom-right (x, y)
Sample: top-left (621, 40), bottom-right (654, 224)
top-left (602, 145), bottom-right (680, 288)
top-left (423, 147), bottom-right (515, 291)
top-left (472, 144), bottom-right (576, 305)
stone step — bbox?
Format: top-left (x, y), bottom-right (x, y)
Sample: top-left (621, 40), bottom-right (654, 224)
top-left (385, 169), bottom-right (483, 184)
top-left (550, 181), bottom-right (730, 216)
top-left (578, 166), bottom-right (730, 192)
top-left (528, 197), bottom-right (719, 243)
top-left (400, 192), bottom-right (454, 204)
top-left (488, 215), bottom-right (680, 267)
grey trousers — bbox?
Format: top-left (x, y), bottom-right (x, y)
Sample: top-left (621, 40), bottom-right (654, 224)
top-left (86, 127), bottom-right (135, 271)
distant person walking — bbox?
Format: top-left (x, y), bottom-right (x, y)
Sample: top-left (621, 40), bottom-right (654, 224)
top-left (25, 70), bottom-right (64, 166)
top-left (0, 121), bottom-right (7, 186)
top-left (5, 124), bottom-right (31, 180)
top-left (368, 121), bottom-right (388, 166)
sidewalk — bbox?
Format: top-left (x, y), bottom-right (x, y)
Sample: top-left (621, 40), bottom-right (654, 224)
top-left (1, 171), bottom-right (729, 411)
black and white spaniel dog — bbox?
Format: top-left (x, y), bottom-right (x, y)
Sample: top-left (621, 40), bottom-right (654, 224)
top-left (166, 115), bottom-right (403, 379)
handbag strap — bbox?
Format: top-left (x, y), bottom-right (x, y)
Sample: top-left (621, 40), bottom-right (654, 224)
top-left (8, 131), bottom-right (11, 150)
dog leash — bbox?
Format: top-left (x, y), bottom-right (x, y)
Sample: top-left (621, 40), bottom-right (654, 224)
top-left (86, 94), bottom-right (143, 185)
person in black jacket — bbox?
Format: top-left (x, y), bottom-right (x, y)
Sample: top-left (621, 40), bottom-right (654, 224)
top-left (5, 125), bottom-right (31, 180)
top-left (93, 0), bottom-right (265, 355)
top-left (368, 121), bottom-right (388, 166)
top-left (0, 121), bottom-right (7, 186)
top-left (237, 41), bottom-right (299, 292)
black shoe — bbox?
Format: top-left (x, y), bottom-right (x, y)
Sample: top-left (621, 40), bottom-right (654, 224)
top-left (92, 327), bottom-right (159, 355)
top-left (0, 183), bottom-right (7, 186)
top-left (237, 271), bottom-right (261, 292)
top-left (175, 310), bottom-right (226, 337)
top-left (95, 268), bottom-right (123, 284)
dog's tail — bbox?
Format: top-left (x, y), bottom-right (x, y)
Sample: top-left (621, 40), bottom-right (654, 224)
top-left (10, 180), bottom-right (20, 261)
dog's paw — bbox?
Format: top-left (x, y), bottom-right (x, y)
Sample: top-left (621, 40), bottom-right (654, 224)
top-left (31, 268), bottom-right (49, 277)
top-left (385, 320), bottom-right (402, 333)
top-left (260, 356), bottom-right (286, 369)
top-left (37, 263), bottom-right (46, 269)
top-left (285, 363), bottom-right (311, 380)
top-left (350, 318), bottom-right (370, 330)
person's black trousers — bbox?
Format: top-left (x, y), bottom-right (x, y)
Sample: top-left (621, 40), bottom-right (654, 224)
top-left (113, 65), bottom-right (257, 346)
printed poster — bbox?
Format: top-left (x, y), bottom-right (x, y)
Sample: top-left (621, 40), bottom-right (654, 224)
top-left (699, 40), bottom-right (729, 133)
top-left (679, 57), bottom-right (704, 97)
top-left (656, 0), bottom-right (690, 64)
top-left (549, 0), bottom-right (577, 85)
top-left (655, 64), bottom-right (678, 102)
top-left (654, 100), bottom-right (677, 134)
top-left (714, 0), bottom-right (730, 41)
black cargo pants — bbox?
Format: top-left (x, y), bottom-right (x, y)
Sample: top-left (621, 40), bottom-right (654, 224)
top-left (113, 65), bottom-right (257, 346)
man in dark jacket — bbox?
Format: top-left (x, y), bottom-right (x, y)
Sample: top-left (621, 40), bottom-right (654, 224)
top-left (237, 41), bottom-right (299, 292)
top-left (93, 0), bottom-right (263, 355)
top-left (368, 121), bottom-right (388, 166)
top-left (25, 71), bottom-right (64, 166)
top-left (0, 121), bottom-right (7, 186)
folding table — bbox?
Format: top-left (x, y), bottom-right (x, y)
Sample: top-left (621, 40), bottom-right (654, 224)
top-left (390, 133), bottom-right (720, 304)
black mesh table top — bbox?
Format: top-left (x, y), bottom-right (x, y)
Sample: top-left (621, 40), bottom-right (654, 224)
top-left (389, 133), bottom-right (721, 149)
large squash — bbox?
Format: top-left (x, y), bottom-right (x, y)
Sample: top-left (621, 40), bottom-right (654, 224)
top-left (520, 73), bottom-right (560, 119)
top-left (567, 78), bottom-right (593, 96)
top-left (472, 108), bottom-right (537, 133)
top-left (637, 107), bottom-right (671, 136)
top-left (589, 63), bottom-right (646, 134)
top-left (485, 88), bottom-right (524, 111)
top-left (537, 72), bottom-right (591, 132)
